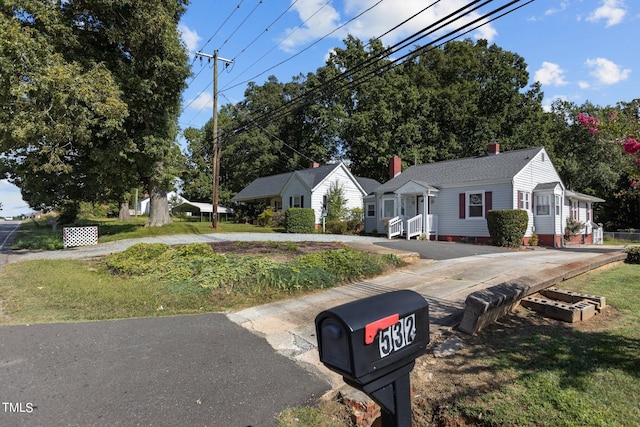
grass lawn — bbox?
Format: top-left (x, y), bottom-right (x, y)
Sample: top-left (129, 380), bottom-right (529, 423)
top-left (11, 216), bottom-right (278, 250)
top-left (279, 262), bottom-right (640, 427)
top-left (0, 242), bottom-right (402, 324)
top-left (442, 262), bottom-right (640, 426)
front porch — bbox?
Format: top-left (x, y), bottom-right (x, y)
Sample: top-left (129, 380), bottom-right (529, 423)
top-left (387, 214), bottom-right (439, 240)
top-left (384, 180), bottom-right (439, 240)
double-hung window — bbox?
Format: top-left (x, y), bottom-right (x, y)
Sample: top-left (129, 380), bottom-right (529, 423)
top-left (366, 203), bottom-right (376, 218)
top-left (535, 195), bottom-right (550, 216)
top-left (468, 193), bottom-right (483, 218)
top-left (289, 195), bottom-right (303, 208)
top-left (555, 195), bottom-right (561, 215)
top-left (518, 191), bottom-right (530, 210)
top-left (382, 199), bottom-right (395, 218)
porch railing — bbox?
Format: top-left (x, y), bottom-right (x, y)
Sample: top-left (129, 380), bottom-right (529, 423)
top-left (387, 216), bottom-right (403, 239)
top-left (406, 214), bottom-right (423, 240)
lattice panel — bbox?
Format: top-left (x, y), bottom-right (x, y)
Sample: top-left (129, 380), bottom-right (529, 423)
top-left (63, 226), bottom-right (99, 248)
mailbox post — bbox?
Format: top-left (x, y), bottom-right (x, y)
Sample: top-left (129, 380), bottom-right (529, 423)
top-left (315, 290), bottom-right (429, 427)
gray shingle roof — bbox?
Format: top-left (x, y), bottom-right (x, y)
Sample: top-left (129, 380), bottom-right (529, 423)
top-left (231, 163), bottom-right (381, 202)
top-left (374, 147), bottom-right (544, 193)
top-left (356, 177), bottom-right (382, 194)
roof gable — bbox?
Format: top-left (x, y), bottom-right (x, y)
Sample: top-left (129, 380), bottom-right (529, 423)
top-left (375, 147), bottom-right (544, 193)
top-left (231, 171), bottom-right (294, 201)
top-left (232, 162), bottom-right (377, 202)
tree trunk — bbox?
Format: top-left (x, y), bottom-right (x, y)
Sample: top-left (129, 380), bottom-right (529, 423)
top-left (146, 175), bottom-right (172, 227)
top-left (118, 201), bottom-right (131, 222)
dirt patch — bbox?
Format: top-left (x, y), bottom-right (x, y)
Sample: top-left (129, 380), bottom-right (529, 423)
top-left (208, 240), bottom-right (347, 262)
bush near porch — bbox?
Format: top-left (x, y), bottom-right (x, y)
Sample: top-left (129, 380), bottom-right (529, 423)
top-left (486, 209), bottom-right (529, 247)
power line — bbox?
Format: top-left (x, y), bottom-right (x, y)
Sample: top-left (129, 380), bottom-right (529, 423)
top-left (235, 0), bottom-right (534, 139)
top-left (196, 0), bottom-right (247, 54)
top-left (219, 0), bottom-right (334, 92)
top-left (255, 0), bottom-right (534, 134)
top-left (216, 0), bottom-right (265, 52)
top-left (222, 0), bottom-right (387, 94)
top-left (238, 0), bottom-right (497, 130)
top-left (220, 92), bottom-right (319, 165)
top-left (231, 0), bottom-right (301, 62)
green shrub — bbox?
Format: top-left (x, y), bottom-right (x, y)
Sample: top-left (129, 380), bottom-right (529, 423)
top-left (529, 233), bottom-right (539, 246)
top-left (106, 243), bottom-right (171, 274)
top-left (625, 246), bottom-right (640, 264)
top-left (105, 243), bottom-right (402, 296)
top-left (326, 220), bottom-right (347, 235)
top-left (257, 208), bottom-right (274, 227)
top-left (285, 208), bottom-right (316, 233)
top-left (486, 209), bottom-right (528, 247)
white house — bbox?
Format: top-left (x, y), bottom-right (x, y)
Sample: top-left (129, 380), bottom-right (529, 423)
top-left (364, 143), bottom-right (604, 247)
top-left (136, 191), bottom-right (187, 215)
top-left (231, 162), bottom-right (380, 225)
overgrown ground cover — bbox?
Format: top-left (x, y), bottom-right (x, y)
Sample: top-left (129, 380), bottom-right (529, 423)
top-left (10, 216), bottom-right (277, 250)
top-left (0, 242), bottom-right (402, 324)
top-left (280, 262), bottom-right (640, 426)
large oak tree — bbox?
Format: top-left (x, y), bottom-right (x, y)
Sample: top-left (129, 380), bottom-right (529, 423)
top-left (0, 0), bottom-right (190, 225)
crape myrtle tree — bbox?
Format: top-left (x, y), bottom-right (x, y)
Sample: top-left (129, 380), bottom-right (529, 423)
top-left (569, 99), bottom-right (640, 229)
top-left (0, 0), bottom-right (190, 226)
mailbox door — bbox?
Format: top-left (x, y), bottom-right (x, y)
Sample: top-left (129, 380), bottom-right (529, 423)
top-left (352, 306), bottom-right (429, 385)
top-left (315, 290), bottom-right (429, 385)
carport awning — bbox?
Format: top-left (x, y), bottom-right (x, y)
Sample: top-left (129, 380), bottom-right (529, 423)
top-left (172, 202), bottom-right (234, 214)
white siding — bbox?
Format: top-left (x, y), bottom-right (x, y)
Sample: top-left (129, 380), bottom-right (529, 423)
top-left (282, 177), bottom-right (311, 212)
top-left (513, 149), bottom-right (563, 236)
top-left (284, 164), bottom-right (365, 224)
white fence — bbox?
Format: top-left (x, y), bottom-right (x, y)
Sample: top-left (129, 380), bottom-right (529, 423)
top-left (63, 226), bottom-right (99, 248)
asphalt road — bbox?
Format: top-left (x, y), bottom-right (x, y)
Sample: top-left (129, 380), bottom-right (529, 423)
top-left (0, 222), bottom-right (330, 426)
top-left (0, 314), bottom-right (329, 426)
top-left (0, 221), bottom-right (20, 250)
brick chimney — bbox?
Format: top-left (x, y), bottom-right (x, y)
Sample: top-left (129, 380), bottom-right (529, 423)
top-left (389, 155), bottom-right (401, 179)
top-left (488, 140), bottom-right (500, 155)
top-left (310, 162), bottom-right (320, 168)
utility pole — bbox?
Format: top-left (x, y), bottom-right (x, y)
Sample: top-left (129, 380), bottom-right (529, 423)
top-left (196, 50), bottom-right (233, 229)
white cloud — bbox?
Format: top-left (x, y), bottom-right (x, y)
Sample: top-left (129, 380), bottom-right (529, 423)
top-left (179, 24), bottom-right (202, 54)
top-left (534, 62), bottom-right (568, 86)
top-left (542, 94), bottom-right (568, 112)
top-left (188, 92), bottom-right (213, 110)
top-left (544, 1), bottom-right (570, 16)
top-left (586, 0), bottom-right (627, 27)
top-left (280, 0), bottom-right (499, 52)
top-left (585, 57), bottom-right (631, 84)
top-left (578, 81), bottom-right (590, 89)
top-left (280, 0), bottom-right (342, 52)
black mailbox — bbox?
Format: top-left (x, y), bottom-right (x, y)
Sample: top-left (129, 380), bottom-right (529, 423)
top-left (315, 290), bottom-right (429, 386)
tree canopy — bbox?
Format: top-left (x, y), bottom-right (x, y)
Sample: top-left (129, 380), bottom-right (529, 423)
top-left (0, 0), bottom-right (190, 225)
top-left (182, 36), bottom-right (637, 230)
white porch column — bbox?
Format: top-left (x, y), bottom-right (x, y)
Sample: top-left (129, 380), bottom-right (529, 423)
top-left (423, 192), bottom-right (429, 236)
top-left (395, 193), bottom-right (402, 217)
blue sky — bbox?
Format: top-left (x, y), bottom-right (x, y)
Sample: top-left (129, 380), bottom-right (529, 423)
top-left (2, 0), bottom-right (638, 216)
